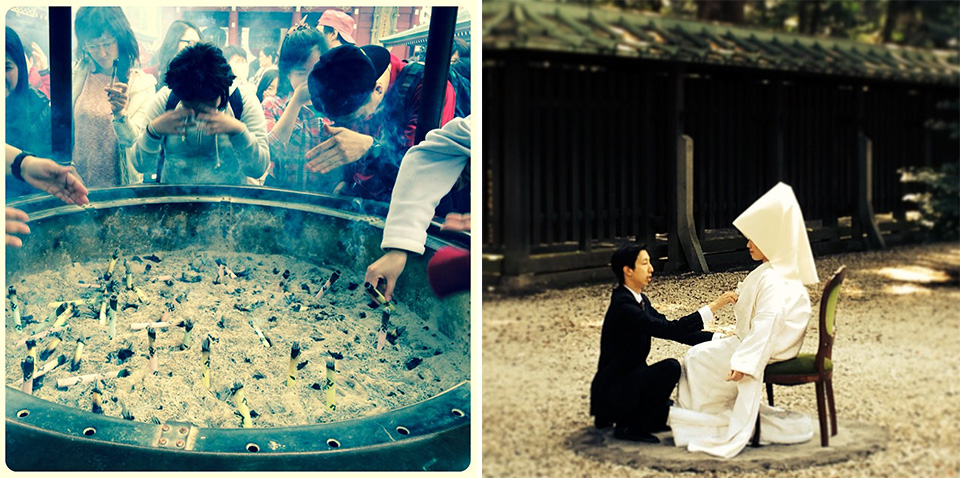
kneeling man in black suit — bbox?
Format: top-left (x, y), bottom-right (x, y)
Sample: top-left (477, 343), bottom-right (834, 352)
top-left (590, 243), bottom-right (737, 443)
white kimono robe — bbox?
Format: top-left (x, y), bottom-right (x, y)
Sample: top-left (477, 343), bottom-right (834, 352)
top-left (668, 262), bottom-right (814, 458)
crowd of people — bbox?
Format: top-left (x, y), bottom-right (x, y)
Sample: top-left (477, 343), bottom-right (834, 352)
top-left (5, 7), bottom-right (469, 197)
top-left (5, 7), bottom-right (473, 300)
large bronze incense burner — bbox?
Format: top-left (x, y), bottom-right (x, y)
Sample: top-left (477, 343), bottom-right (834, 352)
top-left (5, 185), bottom-right (470, 471)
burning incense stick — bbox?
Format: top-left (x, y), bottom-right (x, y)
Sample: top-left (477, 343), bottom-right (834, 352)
top-left (315, 270), bottom-right (341, 299)
top-left (147, 328), bottom-right (158, 375)
top-left (57, 369), bottom-right (130, 389)
top-left (124, 260), bottom-right (132, 290)
top-left (107, 295), bottom-right (118, 340)
top-left (363, 282), bottom-right (395, 312)
top-left (119, 399), bottom-right (134, 420)
top-left (233, 382), bottom-right (252, 428)
top-left (98, 294), bottom-right (108, 326)
top-left (26, 339), bottom-right (38, 364)
top-left (106, 248), bottom-right (120, 280)
top-left (16, 328), bottom-right (64, 347)
top-left (32, 354), bottom-right (67, 379)
top-left (11, 301), bottom-right (21, 328)
top-left (249, 321), bottom-right (271, 347)
top-left (109, 59), bottom-right (118, 89)
top-left (286, 342), bottom-right (301, 387)
top-left (201, 336), bottom-right (211, 388)
top-left (71, 338), bottom-right (85, 371)
top-left (9, 286), bottom-right (21, 327)
top-left (52, 303), bottom-right (73, 329)
top-left (325, 359), bottom-right (336, 411)
top-left (21, 356), bottom-right (35, 394)
top-left (180, 319), bottom-right (194, 350)
top-left (133, 286), bottom-right (146, 304)
top-left (128, 321), bottom-right (172, 331)
top-left (91, 386), bottom-right (104, 414)
top-left (377, 311), bottom-right (390, 351)
top-left (39, 332), bottom-right (62, 362)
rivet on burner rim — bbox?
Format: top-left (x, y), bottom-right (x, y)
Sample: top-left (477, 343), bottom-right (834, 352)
top-left (176, 440), bottom-right (184, 447)
top-left (179, 427), bottom-right (187, 434)
top-left (162, 425), bottom-right (170, 431)
top-left (159, 438), bottom-right (168, 445)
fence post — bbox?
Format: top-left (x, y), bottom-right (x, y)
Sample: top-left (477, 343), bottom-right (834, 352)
top-left (677, 135), bottom-right (709, 273)
top-left (666, 66), bottom-right (685, 273)
top-left (501, 57), bottom-right (531, 277)
top-left (857, 134), bottom-right (886, 250)
top-left (772, 78), bottom-right (785, 182)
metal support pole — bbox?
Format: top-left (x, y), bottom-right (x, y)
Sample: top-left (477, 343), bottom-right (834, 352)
top-left (415, 7), bottom-right (457, 144)
top-left (49, 6), bottom-right (72, 165)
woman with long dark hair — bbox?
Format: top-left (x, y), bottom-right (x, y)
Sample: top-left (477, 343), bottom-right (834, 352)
top-left (147, 19), bottom-right (202, 91)
top-left (6, 26), bottom-right (52, 198)
top-left (260, 22), bottom-right (337, 193)
top-left (73, 6), bottom-right (156, 187)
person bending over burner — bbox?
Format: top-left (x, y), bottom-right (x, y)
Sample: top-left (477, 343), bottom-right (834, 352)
top-left (5, 144), bottom-right (90, 247)
top-left (306, 44), bottom-right (456, 202)
top-left (364, 115), bottom-right (471, 301)
top-left (131, 43), bottom-right (269, 185)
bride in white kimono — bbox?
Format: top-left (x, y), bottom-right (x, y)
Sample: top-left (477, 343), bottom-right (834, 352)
top-left (668, 182), bottom-right (820, 458)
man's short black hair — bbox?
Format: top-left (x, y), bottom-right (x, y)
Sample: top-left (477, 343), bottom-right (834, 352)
top-left (165, 42), bottom-right (236, 108)
top-left (610, 243), bottom-right (647, 285)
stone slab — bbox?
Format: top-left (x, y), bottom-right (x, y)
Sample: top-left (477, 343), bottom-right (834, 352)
top-left (568, 422), bottom-right (888, 472)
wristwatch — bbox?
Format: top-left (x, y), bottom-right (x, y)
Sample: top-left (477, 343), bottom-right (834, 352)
top-left (367, 139), bottom-right (382, 160)
top-left (11, 151), bottom-right (34, 182)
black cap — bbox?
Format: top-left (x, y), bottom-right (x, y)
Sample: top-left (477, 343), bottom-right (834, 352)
top-left (309, 44), bottom-right (391, 118)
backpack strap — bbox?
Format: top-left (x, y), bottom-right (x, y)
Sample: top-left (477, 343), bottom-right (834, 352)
top-left (393, 62), bottom-right (423, 116)
top-left (227, 88), bottom-right (243, 121)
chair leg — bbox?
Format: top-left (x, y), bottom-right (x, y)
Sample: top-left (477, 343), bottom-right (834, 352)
top-left (751, 408), bottom-right (761, 447)
top-left (826, 379), bottom-right (838, 437)
top-left (815, 381), bottom-right (828, 447)
top-left (766, 382), bottom-right (774, 406)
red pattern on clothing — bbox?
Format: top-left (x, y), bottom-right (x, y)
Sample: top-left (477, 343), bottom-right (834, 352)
top-left (261, 93), bottom-right (341, 192)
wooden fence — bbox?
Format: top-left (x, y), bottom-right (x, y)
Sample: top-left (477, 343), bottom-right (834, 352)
top-left (483, 50), bottom-right (958, 287)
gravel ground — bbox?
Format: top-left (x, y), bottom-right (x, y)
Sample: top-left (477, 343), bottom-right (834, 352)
top-left (482, 242), bottom-right (960, 477)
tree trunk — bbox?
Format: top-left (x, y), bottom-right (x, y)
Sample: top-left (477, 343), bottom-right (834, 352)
top-left (697, 0), bottom-right (746, 23)
top-left (809, 0), bottom-right (822, 34)
top-left (882, 0), bottom-right (901, 43)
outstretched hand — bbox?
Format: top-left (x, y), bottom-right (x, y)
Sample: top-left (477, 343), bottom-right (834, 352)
top-left (709, 291), bottom-right (739, 314)
top-left (440, 212), bottom-right (471, 232)
top-left (363, 250), bottom-right (408, 302)
top-left (6, 207), bottom-right (30, 247)
top-left (305, 123), bottom-right (373, 174)
top-left (21, 156), bottom-right (89, 206)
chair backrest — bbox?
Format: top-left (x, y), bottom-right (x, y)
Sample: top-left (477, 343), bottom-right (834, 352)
top-left (816, 265), bottom-right (846, 375)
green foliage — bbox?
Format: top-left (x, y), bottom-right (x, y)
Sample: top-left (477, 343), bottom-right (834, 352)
top-left (900, 162), bottom-right (960, 241)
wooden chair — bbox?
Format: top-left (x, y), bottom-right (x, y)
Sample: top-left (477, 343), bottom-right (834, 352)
top-left (752, 265), bottom-right (846, 447)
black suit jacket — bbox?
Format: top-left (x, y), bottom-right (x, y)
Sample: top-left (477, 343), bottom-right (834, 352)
top-left (590, 285), bottom-right (713, 418)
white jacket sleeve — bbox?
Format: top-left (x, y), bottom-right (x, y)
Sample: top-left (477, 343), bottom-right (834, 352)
top-left (131, 87), bottom-right (170, 175)
top-left (381, 116), bottom-right (471, 254)
top-left (114, 70), bottom-right (157, 148)
top-left (728, 275), bottom-right (787, 378)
